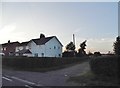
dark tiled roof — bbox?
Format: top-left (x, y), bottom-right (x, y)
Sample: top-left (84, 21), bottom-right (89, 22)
top-left (1, 36), bottom-right (63, 47)
top-left (31, 36), bottom-right (54, 45)
top-left (16, 49), bottom-right (32, 54)
top-left (19, 41), bottom-right (29, 46)
top-left (1, 41), bottom-right (20, 47)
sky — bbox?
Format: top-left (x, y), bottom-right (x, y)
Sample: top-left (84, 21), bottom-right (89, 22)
top-left (0, 1), bottom-right (118, 53)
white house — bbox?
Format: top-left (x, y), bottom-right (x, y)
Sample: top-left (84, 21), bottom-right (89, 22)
top-left (15, 36), bottom-right (63, 57)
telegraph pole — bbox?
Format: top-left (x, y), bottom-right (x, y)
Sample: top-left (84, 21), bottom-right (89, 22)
top-left (73, 34), bottom-right (76, 57)
top-left (73, 34), bottom-right (75, 46)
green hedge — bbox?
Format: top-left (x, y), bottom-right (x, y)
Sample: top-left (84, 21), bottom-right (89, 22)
top-left (89, 56), bottom-right (118, 77)
top-left (2, 56), bottom-right (89, 69)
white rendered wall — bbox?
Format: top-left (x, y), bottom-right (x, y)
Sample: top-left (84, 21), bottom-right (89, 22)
top-left (45, 37), bottom-right (62, 57)
top-left (28, 41), bottom-right (45, 57)
top-left (28, 37), bottom-right (62, 57)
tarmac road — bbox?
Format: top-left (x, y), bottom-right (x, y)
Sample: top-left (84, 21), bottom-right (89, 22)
top-left (2, 61), bottom-right (90, 87)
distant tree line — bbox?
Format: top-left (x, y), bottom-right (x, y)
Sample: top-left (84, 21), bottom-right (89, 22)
top-left (62, 36), bottom-right (120, 57)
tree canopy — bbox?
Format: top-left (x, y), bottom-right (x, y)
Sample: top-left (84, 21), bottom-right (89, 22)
top-left (113, 36), bottom-right (120, 55)
top-left (77, 40), bottom-right (87, 57)
top-left (62, 41), bottom-right (76, 57)
top-left (80, 40), bottom-right (87, 50)
top-left (66, 41), bottom-right (75, 51)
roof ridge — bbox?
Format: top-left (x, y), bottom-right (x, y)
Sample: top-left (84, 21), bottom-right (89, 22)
top-left (31, 36), bottom-right (55, 40)
top-left (31, 36), bottom-right (55, 45)
top-left (1, 41), bottom-right (20, 45)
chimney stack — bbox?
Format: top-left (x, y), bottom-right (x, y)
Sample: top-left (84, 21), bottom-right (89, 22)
top-left (40, 33), bottom-right (45, 39)
top-left (8, 40), bottom-right (10, 43)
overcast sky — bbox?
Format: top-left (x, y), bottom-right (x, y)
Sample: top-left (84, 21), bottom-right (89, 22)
top-left (0, 2), bottom-right (118, 53)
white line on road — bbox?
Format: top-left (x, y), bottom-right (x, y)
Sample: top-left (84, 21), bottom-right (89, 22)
top-left (11, 76), bottom-right (36, 85)
top-left (25, 85), bottom-right (33, 88)
top-left (2, 77), bottom-right (13, 82)
top-left (11, 76), bottom-right (43, 86)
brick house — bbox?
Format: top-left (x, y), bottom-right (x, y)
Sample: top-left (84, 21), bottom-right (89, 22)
top-left (1, 40), bottom-right (20, 56)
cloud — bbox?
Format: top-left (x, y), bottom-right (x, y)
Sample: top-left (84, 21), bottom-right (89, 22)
top-left (0, 23), bottom-right (16, 36)
top-left (0, 23), bottom-right (26, 43)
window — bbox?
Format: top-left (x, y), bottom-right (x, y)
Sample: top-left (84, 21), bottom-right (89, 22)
top-left (34, 53), bottom-right (38, 57)
top-left (4, 47), bottom-right (6, 51)
top-left (54, 46), bottom-right (56, 49)
top-left (41, 53), bottom-right (44, 57)
top-left (26, 46), bottom-right (29, 49)
top-left (58, 46), bottom-right (60, 49)
top-left (59, 54), bottom-right (61, 57)
top-left (19, 47), bottom-right (23, 50)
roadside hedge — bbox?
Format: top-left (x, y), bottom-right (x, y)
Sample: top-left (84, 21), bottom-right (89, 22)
top-left (89, 55), bottom-right (118, 78)
top-left (2, 56), bottom-right (89, 69)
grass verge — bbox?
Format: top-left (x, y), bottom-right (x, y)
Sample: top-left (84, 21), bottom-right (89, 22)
top-left (67, 71), bottom-right (119, 86)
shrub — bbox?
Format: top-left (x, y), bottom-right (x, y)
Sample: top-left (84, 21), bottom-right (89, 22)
top-left (93, 52), bottom-right (101, 57)
top-left (89, 56), bottom-right (118, 78)
top-left (62, 51), bottom-right (75, 57)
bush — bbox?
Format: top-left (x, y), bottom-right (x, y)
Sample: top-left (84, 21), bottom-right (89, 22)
top-left (62, 51), bottom-right (75, 57)
top-left (93, 52), bottom-right (101, 57)
top-left (89, 56), bottom-right (118, 78)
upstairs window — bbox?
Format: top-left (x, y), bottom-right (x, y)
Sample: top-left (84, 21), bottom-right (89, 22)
top-left (4, 47), bottom-right (6, 51)
top-left (58, 46), bottom-right (60, 49)
top-left (19, 47), bottom-right (23, 50)
top-left (26, 46), bottom-right (29, 49)
top-left (54, 46), bottom-right (56, 49)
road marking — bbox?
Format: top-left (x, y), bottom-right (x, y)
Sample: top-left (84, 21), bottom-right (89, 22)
top-left (11, 76), bottom-right (43, 86)
top-left (11, 76), bottom-right (36, 85)
top-left (2, 77), bottom-right (13, 82)
top-left (25, 85), bottom-right (50, 88)
top-left (3, 75), bottom-right (47, 87)
top-left (64, 74), bottom-right (68, 77)
top-left (25, 85), bottom-right (33, 88)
